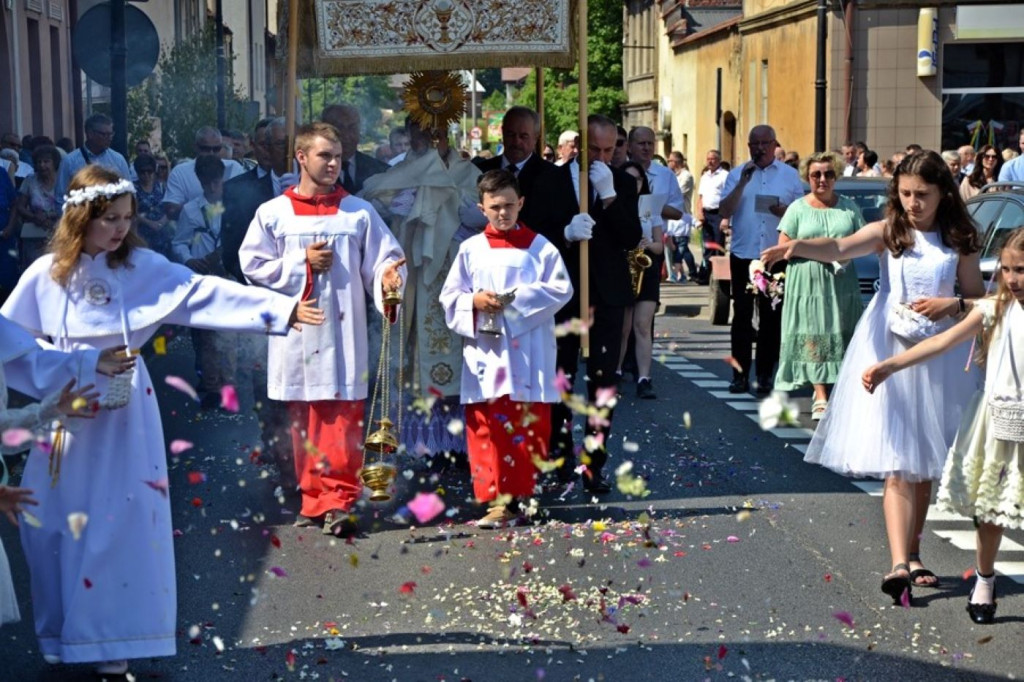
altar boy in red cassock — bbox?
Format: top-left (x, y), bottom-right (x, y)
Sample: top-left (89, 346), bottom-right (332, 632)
top-left (239, 122), bottom-right (406, 538)
top-left (439, 170), bottom-right (573, 528)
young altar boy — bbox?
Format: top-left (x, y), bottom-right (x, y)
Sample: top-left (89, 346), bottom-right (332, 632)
top-left (439, 169), bottom-right (573, 528)
top-left (239, 122), bottom-right (406, 538)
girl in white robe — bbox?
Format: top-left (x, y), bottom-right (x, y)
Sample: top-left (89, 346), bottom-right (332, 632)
top-left (1, 166), bottom-right (321, 673)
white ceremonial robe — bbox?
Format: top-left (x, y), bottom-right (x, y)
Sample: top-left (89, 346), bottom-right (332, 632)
top-left (239, 188), bottom-right (406, 402)
top-left (0, 248), bottom-right (297, 663)
top-left (0, 317), bottom-right (101, 627)
top-left (439, 225), bottom-right (572, 404)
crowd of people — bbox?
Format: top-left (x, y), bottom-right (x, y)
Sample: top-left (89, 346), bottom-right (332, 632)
top-left (2, 99), bottom-right (1024, 676)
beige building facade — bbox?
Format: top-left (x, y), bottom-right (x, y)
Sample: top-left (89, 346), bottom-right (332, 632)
top-left (626, 0), bottom-right (1024, 169)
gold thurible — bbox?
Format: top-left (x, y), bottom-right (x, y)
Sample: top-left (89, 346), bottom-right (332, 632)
top-left (360, 293), bottom-right (404, 502)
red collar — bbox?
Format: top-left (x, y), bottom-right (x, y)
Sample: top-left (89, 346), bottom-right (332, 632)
top-left (285, 185), bottom-right (347, 215)
top-left (484, 222), bottom-right (537, 249)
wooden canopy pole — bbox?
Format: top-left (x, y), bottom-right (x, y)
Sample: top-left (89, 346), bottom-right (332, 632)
top-left (577, 0), bottom-right (589, 356)
top-left (285, 0), bottom-right (300, 157)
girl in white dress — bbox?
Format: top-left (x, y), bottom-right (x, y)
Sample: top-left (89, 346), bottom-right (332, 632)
top-left (761, 151), bottom-right (984, 605)
top-left (1, 315), bottom-right (134, 627)
top-left (863, 227), bottom-right (1024, 624)
top-left (1, 166), bottom-right (323, 675)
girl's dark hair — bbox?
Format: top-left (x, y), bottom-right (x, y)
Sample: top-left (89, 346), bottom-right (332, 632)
top-left (883, 150), bottom-right (980, 257)
top-left (620, 161), bottom-right (651, 195)
top-left (967, 144), bottom-right (1003, 190)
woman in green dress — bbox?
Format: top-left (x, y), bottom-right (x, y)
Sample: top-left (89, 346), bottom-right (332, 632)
top-left (775, 152), bottom-right (865, 420)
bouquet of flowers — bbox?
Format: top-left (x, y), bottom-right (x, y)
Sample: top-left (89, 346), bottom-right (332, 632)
top-left (747, 259), bottom-right (785, 310)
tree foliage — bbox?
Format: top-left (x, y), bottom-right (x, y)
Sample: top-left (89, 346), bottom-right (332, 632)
top-left (298, 75), bottom-right (399, 145)
top-left (127, 79), bottom-right (157, 152)
top-left (516, 0), bottom-right (625, 144)
top-left (152, 26), bottom-right (257, 160)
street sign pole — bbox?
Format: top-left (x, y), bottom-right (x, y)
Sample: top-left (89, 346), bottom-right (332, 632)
top-left (110, 0), bottom-right (127, 154)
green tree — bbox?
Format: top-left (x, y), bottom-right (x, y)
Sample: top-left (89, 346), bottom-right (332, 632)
top-left (299, 75), bottom-right (399, 146)
top-left (153, 26), bottom-right (256, 159)
top-left (127, 78), bottom-right (157, 153)
top-left (516, 0), bottom-right (625, 143)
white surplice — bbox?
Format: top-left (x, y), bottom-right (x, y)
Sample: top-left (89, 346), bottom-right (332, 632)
top-left (238, 188), bottom-right (406, 402)
top-left (439, 225), bottom-right (572, 404)
top-left (0, 248), bottom-right (297, 662)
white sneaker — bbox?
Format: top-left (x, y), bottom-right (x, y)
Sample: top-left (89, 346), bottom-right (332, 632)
top-left (95, 659), bottom-right (129, 675)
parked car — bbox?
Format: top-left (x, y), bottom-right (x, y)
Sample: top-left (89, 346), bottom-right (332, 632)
top-left (707, 177), bottom-right (890, 325)
top-left (966, 182), bottom-right (1024, 281)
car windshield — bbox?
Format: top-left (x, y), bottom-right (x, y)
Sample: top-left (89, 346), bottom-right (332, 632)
top-left (836, 188), bottom-right (887, 223)
top-left (983, 226), bottom-right (1017, 261)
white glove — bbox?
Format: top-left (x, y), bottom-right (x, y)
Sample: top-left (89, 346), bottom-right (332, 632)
top-left (588, 161), bottom-right (616, 200)
top-left (563, 213), bottom-right (595, 242)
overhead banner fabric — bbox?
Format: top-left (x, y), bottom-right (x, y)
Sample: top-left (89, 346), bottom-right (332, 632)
top-left (281, 0), bottom-right (577, 76)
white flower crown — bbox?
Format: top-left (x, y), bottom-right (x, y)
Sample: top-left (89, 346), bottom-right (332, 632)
top-left (62, 178), bottom-right (136, 212)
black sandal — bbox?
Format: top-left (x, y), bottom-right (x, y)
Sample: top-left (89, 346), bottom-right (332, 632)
top-left (881, 563), bottom-right (912, 605)
top-left (908, 553), bottom-right (940, 588)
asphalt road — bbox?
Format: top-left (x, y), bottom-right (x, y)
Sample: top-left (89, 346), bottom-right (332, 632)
top-left (2, 281), bottom-right (1023, 681)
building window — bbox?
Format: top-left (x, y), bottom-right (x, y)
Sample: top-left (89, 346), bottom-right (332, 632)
top-left (50, 26), bottom-right (62, 133)
top-left (941, 42), bottom-right (1024, 150)
top-left (761, 60), bottom-right (769, 124)
top-left (27, 18), bottom-right (43, 133)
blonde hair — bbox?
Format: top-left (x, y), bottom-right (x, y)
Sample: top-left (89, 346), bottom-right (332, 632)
top-left (978, 227), bottom-right (1024, 364)
top-left (295, 121), bottom-right (340, 154)
top-left (49, 165), bottom-right (142, 287)
top-left (799, 151), bottom-right (843, 182)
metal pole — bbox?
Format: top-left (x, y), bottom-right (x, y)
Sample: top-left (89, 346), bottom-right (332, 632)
top-left (814, 0), bottom-right (828, 152)
top-left (110, 0), bottom-right (127, 155)
top-left (578, 0), bottom-right (589, 357)
top-left (216, 0), bottom-right (227, 129)
top-left (715, 68), bottom-right (722, 154)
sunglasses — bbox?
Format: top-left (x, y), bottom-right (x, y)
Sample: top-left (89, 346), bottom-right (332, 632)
top-left (983, 153), bottom-right (1000, 159)
top-left (809, 170), bottom-right (837, 180)
top-left (543, 153), bottom-right (555, 160)
top-left (197, 144), bottom-right (222, 153)
top-left (615, 139), bottom-right (626, 147)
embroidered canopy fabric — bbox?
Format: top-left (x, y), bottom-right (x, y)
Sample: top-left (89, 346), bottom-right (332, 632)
top-left (280, 0), bottom-right (577, 76)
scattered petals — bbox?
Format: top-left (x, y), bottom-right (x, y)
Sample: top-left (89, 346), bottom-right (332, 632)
top-left (399, 581), bottom-right (416, 594)
top-left (152, 336), bottom-right (167, 355)
top-left (220, 385), bottom-right (239, 413)
top-left (186, 471), bottom-right (207, 485)
top-left (833, 611), bottom-right (855, 627)
top-left (21, 510), bottom-right (42, 528)
top-left (164, 375), bottom-right (199, 401)
top-left (143, 478), bottom-right (170, 498)
top-left (71, 397), bottom-right (88, 411)
top-left (758, 391), bottom-right (799, 430)
top-left (406, 492), bottom-right (445, 524)
top-left (268, 566), bottom-right (288, 578)
top-left (900, 587), bottom-right (911, 609)
top-left (67, 512), bottom-right (88, 540)
top-left (1, 428), bottom-right (33, 448)
top-left (726, 535), bottom-right (740, 543)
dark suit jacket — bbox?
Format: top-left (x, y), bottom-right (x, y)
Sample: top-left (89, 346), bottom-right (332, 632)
top-left (221, 168), bottom-right (275, 282)
top-left (346, 151), bottom-right (389, 194)
top-left (474, 153), bottom-right (553, 217)
top-left (522, 163), bottom-right (642, 316)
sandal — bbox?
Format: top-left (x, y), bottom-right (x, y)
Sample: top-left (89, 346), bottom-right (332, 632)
top-left (908, 553), bottom-right (940, 587)
top-left (811, 399), bottom-right (828, 421)
top-left (881, 563), bottom-right (912, 605)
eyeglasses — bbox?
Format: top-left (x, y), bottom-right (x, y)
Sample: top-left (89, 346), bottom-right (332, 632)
top-left (615, 139), bottom-right (626, 147)
top-left (983, 154), bottom-right (1000, 159)
top-left (809, 170), bottom-right (837, 180)
top-left (90, 129), bottom-right (114, 138)
top-left (543, 153), bottom-right (555, 160)
top-left (197, 144), bottom-right (222, 153)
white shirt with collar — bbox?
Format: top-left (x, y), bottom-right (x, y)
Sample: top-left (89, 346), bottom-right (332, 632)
top-left (720, 159), bottom-right (804, 260)
top-left (163, 158), bottom-right (244, 207)
top-left (697, 167), bottom-right (729, 209)
top-left (643, 161), bottom-right (685, 228)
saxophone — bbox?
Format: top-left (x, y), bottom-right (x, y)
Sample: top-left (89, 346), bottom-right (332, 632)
top-left (627, 247), bottom-right (653, 297)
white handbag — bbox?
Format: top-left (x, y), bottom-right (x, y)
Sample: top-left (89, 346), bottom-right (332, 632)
top-left (988, 313), bottom-right (1024, 442)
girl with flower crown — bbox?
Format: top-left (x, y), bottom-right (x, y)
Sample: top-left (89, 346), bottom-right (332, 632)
top-left (863, 227), bottom-right (1024, 625)
top-left (0, 165), bottom-right (323, 674)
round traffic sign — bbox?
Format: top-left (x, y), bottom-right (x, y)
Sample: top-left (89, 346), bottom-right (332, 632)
top-left (470, 126), bottom-right (482, 140)
top-left (73, 2), bottom-right (159, 88)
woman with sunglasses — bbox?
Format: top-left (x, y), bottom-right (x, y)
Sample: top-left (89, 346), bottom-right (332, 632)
top-left (773, 151), bottom-right (865, 420)
top-left (960, 145), bottom-right (1003, 201)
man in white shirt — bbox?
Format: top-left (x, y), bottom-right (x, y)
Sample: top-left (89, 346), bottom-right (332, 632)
top-left (719, 125), bottom-right (804, 395)
top-left (162, 127), bottom-right (245, 219)
top-left (555, 130), bottom-right (578, 166)
top-left (998, 130), bottom-right (1024, 183)
top-left (841, 141), bottom-right (859, 177)
top-left (695, 149), bottom-right (729, 282)
top-left (628, 127), bottom-right (685, 224)
top-left (54, 114), bottom-right (132, 201)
